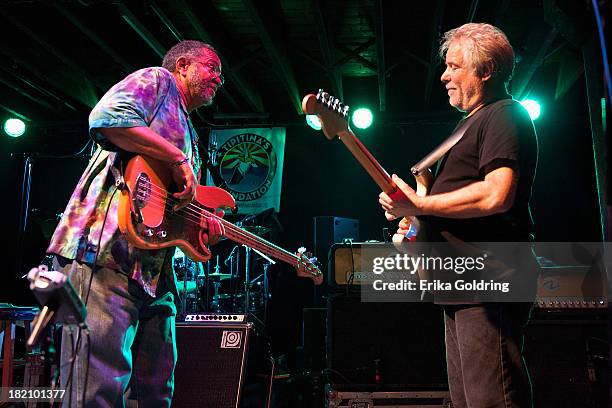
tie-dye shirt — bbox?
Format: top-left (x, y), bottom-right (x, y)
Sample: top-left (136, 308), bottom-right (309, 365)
top-left (47, 67), bottom-right (201, 297)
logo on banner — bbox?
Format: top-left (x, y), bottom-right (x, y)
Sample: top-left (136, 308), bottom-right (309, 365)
top-left (217, 133), bottom-right (277, 201)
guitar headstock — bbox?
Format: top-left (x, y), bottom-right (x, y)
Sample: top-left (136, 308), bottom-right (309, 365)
top-left (295, 247), bottom-right (323, 285)
top-left (301, 89), bottom-right (350, 140)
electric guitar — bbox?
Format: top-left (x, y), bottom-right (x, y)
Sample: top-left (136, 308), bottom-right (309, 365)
top-left (301, 89), bottom-right (433, 248)
top-left (117, 155), bottom-right (323, 285)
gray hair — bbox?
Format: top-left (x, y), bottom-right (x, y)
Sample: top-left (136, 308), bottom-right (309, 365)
top-left (439, 23), bottom-right (515, 85)
top-left (162, 40), bottom-right (217, 72)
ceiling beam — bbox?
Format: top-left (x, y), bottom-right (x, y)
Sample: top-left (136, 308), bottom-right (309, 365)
top-left (512, 27), bottom-right (558, 100)
top-left (231, 46), bottom-right (265, 72)
top-left (424, 0), bottom-right (446, 107)
top-left (374, 0), bottom-right (386, 111)
top-left (336, 45), bottom-right (377, 72)
top-left (0, 66), bottom-right (78, 113)
top-left (148, 1), bottom-right (241, 111)
top-left (0, 103), bottom-right (31, 122)
top-left (334, 38), bottom-right (376, 69)
top-left (0, 50), bottom-right (81, 114)
top-left (554, 51), bottom-right (583, 100)
top-left (385, 50), bottom-right (429, 76)
top-left (310, 0), bottom-right (343, 99)
top-left (54, 3), bottom-right (132, 74)
top-left (293, 47), bottom-right (327, 71)
top-left (117, 3), bottom-right (166, 59)
top-left (241, 0), bottom-right (302, 115)
top-left (0, 9), bottom-right (101, 107)
top-left (466, 0), bottom-right (479, 22)
top-left (175, 0), bottom-right (264, 113)
top-left (0, 76), bottom-right (57, 112)
top-left (149, 1), bottom-right (183, 43)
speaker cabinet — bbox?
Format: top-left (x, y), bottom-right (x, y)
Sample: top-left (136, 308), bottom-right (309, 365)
top-left (326, 294), bottom-right (447, 389)
top-left (524, 317), bottom-right (607, 408)
top-left (302, 307), bottom-right (327, 370)
top-left (173, 321), bottom-right (272, 408)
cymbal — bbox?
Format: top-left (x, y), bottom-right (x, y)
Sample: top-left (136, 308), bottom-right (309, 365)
top-left (206, 272), bottom-right (233, 280)
top-left (240, 225), bottom-right (271, 235)
top-left (213, 293), bottom-right (245, 300)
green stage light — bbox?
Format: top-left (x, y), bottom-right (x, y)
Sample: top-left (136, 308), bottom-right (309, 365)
top-left (352, 108), bottom-right (373, 129)
top-left (4, 118), bottom-right (26, 137)
top-left (306, 114), bottom-right (322, 130)
top-left (519, 99), bottom-right (541, 121)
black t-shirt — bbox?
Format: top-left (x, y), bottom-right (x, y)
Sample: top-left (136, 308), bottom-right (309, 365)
top-left (421, 98), bottom-right (538, 242)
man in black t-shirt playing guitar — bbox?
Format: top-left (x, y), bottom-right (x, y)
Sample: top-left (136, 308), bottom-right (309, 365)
top-left (379, 23), bottom-right (538, 408)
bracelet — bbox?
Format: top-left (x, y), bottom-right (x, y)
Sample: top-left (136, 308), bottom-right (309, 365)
top-left (173, 156), bottom-right (189, 167)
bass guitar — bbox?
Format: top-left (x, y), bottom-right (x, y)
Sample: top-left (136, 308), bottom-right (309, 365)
top-left (117, 155), bottom-right (323, 285)
top-left (301, 89), bottom-right (433, 247)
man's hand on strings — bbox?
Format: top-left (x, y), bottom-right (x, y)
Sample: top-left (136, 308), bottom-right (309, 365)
top-left (172, 160), bottom-right (197, 211)
top-left (379, 174), bottom-right (423, 220)
top-left (200, 215), bottom-right (225, 245)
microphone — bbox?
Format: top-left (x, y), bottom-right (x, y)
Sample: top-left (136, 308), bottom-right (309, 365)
top-left (26, 265), bottom-right (87, 347)
top-left (224, 246), bottom-right (239, 266)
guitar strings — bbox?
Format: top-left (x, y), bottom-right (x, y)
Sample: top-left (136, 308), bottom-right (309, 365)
top-left (134, 195), bottom-right (299, 266)
top-left (139, 195), bottom-right (294, 261)
top-left (134, 181), bottom-right (304, 265)
top-left (134, 179), bottom-right (320, 276)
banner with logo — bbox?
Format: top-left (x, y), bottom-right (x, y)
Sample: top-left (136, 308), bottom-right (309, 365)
top-left (206, 127), bottom-right (285, 214)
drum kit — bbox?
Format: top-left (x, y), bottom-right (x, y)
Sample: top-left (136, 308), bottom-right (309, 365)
top-left (173, 223), bottom-right (274, 319)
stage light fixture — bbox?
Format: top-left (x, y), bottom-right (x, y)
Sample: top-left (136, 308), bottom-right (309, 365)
top-left (306, 114), bottom-right (322, 130)
top-left (519, 99), bottom-right (541, 121)
top-left (4, 118), bottom-right (26, 137)
top-left (352, 108), bottom-right (373, 129)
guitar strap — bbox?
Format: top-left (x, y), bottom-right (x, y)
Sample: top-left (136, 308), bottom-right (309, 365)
top-left (410, 105), bottom-right (488, 177)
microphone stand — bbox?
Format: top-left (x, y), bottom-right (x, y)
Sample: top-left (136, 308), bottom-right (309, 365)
top-left (16, 155), bottom-right (33, 280)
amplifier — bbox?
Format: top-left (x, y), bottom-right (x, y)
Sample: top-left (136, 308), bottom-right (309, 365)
top-left (535, 266), bottom-right (607, 309)
top-left (184, 313), bottom-right (247, 322)
top-left (173, 321), bottom-right (272, 407)
top-left (328, 242), bottom-right (387, 288)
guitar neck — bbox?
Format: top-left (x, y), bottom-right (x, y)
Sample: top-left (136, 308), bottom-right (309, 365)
top-left (338, 129), bottom-right (398, 195)
top-left (217, 218), bottom-right (298, 267)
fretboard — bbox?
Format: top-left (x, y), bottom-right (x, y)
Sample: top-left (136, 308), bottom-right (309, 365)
top-left (205, 212), bottom-right (299, 267)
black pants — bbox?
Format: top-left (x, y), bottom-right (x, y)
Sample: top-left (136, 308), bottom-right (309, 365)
top-left (443, 303), bottom-right (533, 408)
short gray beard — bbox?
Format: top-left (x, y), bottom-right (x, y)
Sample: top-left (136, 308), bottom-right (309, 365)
top-left (190, 78), bottom-right (214, 107)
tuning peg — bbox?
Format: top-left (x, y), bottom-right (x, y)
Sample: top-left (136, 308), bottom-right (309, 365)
top-left (297, 247), bottom-right (306, 254)
top-left (341, 105), bottom-right (350, 117)
top-left (320, 91), bottom-right (330, 104)
top-left (316, 89), bottom-right (324, 100)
